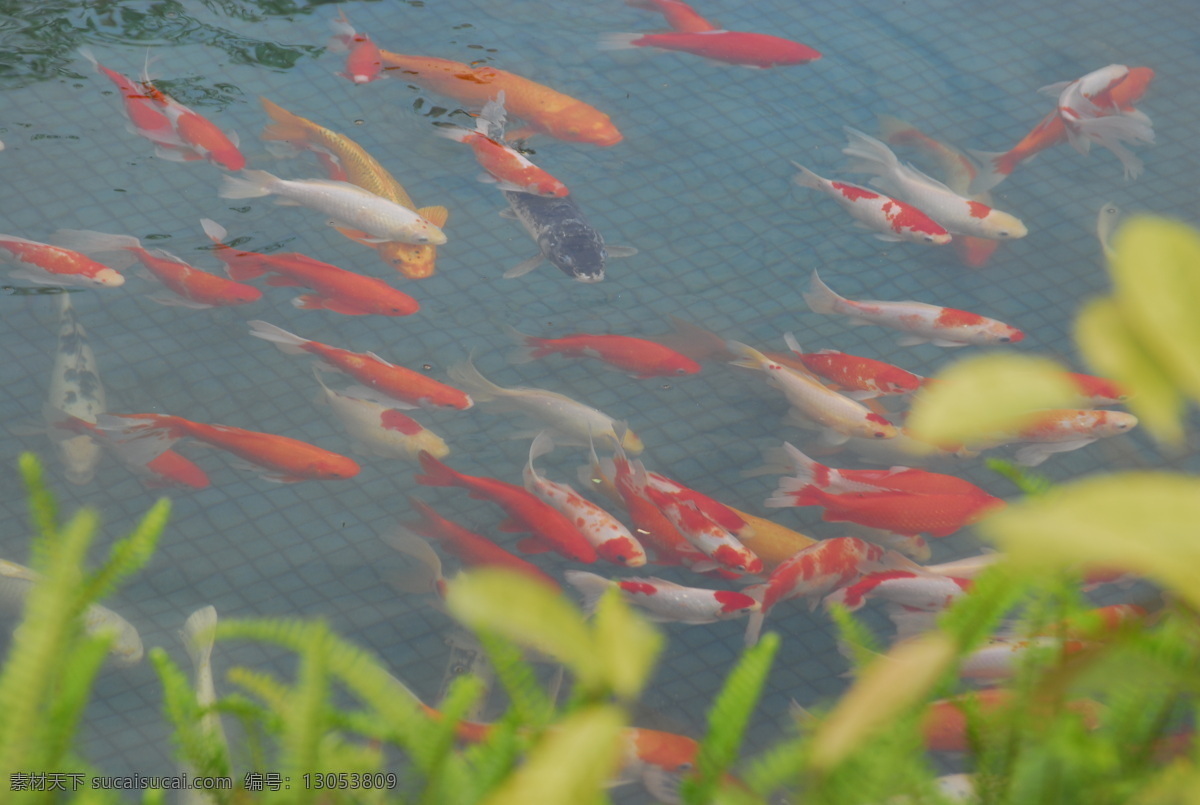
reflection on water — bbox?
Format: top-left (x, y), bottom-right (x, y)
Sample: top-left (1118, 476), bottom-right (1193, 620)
top-left (0, 0), bottom-right (1195, 795)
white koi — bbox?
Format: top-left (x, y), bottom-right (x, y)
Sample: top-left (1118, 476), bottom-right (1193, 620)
top-left (564, 570), bottom-right (759, 625)
top-left (45, 294), bottom-right (105, 485)
top-left (313, 371), bottom-right (448, 462)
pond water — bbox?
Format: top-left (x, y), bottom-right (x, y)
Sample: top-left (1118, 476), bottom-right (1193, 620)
top-left (0, 0), bottom-right (1196, 799)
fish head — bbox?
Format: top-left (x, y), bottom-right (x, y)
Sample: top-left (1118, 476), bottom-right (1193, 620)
top-left (547, 104), bottom-right (623, 146)
top-left (59, 434), bottom-right (102, 485)
top-left (379, 241), bottom-right (438, 279)
top-left (93, 268), bottom-right (126, 287)
top-left (1096, 410), bottom-right (1139, 436)
top-left (979, 207), bottom-right (1028, 239)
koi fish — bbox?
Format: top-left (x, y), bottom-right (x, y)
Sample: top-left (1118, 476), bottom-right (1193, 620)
top-left (50, 415), bottom-right (210, 489)
top-left (258, 97), bottom-right (449, 279)
top-left (744, 537), bottom-right (889, 645)
top-left (804, 270), bottom-right (1024, 347)
top-left (393, 497), bottom-right (561, 593)
top-left (723, 507), bottom-right (817, 571)
top-left (636, 467), bottom-right (750, 537)
top-left (437, 92), bottom-right (569, 197)
top-left (328, 10), bottom-right (384, 84)
top-left (314, 371), bottom-right (448, 462)
top-left (447, 355), bottom-right (642, 452)
top-left (201, 219), bottom-right (418, 316)
top-left (773, 441), bottom-right (989, 497)
top-left (564, 570), bottom-right (758, 624)
top-left (247, 320), bottom-right (471, 410)
top-left (626, 0), bottom-right (717, 32)
top-left (43, 294), bottom-right (104, 485)
top-left (877, 114), bottom-right (1001, 268)
top-left (600, 31), bottom-right (821, 69)
top-left (976, 408), bottom-right (1139, 466)
top-left (504, 324), bottom-right (701, 378)
top-left (96, 413), bottom-right (360, 483)
top-left (378, 49), bottom-right (622, 146)
top-left (921, 689), bottom-right (1101, 753)
top-left (1050, 65), bottom-right (1155, 177)
top-left (643, 486), bottom-right (762, 574)
top-left (766, 482), bottom-right (1005, 538)
top-left (842, 128), bottom-right (1027, 240)
top-left (959, 636), bottom-right (1086, 680)
top-left (501, 190), bottom-right (636, 282)
top-left (0, 235), bottom-right (124, 288)
top-left (970, 66), bottom-right (1154, 193)
top-left (524, 433), bottom-right (646, 567)
top-left (780, 333), bottom-right (922, 399)
top-left (414, 451), bottom-right (597, 563)
top-left (139, 77), bottom-right (246, 171)
top-left (584, 432), bottom-right (708, 568)
top-left (728, 340), bottom-right (898, 444)
top-left (1068, 371), bottom-right (1129, 406)
top-left (52, 229), bottom-right (260, 309)
top-left (791, 163), bottom-right (951, 245)
top-left (0, 557), bottom-right (143, 665)
top-left (823, 569), bottom-right (971, 612)
top-left (219, 169), bottom-right (446, 245)
top-left (78, 47), bottom-right (177, 152)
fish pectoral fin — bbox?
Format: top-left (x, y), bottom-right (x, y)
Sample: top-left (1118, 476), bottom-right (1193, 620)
top-left (606, 245), bottom-right (638, 258)
top-left (503, 254), bottom-right (544, 279)
top-left (1015, 439), bottom-right (1096, 467)
top-left (331, 224), bottom-right (375, 244)
top-left (148, 293), bottom-right (214, 310)
top-left (872, 233), bottom-right (904, 242)
top-left (929, 339), bottom-right (969, 348)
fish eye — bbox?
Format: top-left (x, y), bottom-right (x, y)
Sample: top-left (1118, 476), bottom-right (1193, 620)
top-left (999, 336), bottom-right (1011, 342)
top-left (998, 230), bottom-right (1010, 238)
top-left (874, 431), bottom-right (887, 439)
top-left (677, 762), bottom-right (694, 772)
top-left (675, 368), bottom-right (688, 375)
top-left (923, 235), bottom-right (934, 243)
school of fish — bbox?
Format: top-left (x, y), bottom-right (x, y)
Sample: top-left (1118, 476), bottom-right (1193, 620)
top-left (0, 1), bottom-right (1166, 801)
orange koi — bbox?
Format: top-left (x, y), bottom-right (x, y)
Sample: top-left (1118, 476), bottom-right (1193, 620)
top-left (0, 235), bottom-right (124, 288)
top-left (378, 49), bottom-right (622, 146)
top-left (96, 413), bottom-right (359, 482)
top-left (328, 10), bottom-right (384, 84)
top-left (506, 324), bottom-right (702, 378)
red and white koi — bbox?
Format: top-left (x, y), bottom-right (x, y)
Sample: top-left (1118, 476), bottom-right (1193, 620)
top-left (96, 413), bottom-right (359, 482)
top-left (791, 162), bottom-right (951, 245)
top-left (744, 537), bottom-right (889, 645)
top-left (824, 569), bottom-right (971, 612)
top-left (52, 228), bottom-right (260, 308)
top-left (564, 570), bottom-right (759, 624)
top-left (773, 441), bottom-right (989, 497)
top-left (524, 433), bottom-right (646, 567)
top-left (313, 371), bottom-right (448, 462)
top-left (328, 10), bottom-right (384, 84)
top-left (436, 92), bottom-right (569, 197)
top-left (139, 79), bottom-right (246, 171)
top-left (1049, 64), bottom-right (1155, 178)
top-left (780, 333), bottom-right (922, 399)
top-left (0, 235), bottom-right (124, 288)
top-left (976, 408), bottom-right (1139, 466)
top-left (842, 128), bottom-right (1027, 240)
top-left (637, 467), bottom-right (749, 537)
top-left (248, 320), bottom-right (471, 410)
top-left (877, 114), bottom-right (1001, 269)
top-left (201, 219), bottom-right (418, 316)
top-left (414, 451), bottom-right (597, 563)
top-left (804, 270), bottom-right (1024, 347)
top-left (642, 486), bottom-right (762, 574)
top-left (1067, 372), bottom-right (1129, 406)
top-left (728, 340), bottom-right (898, 444)
top-left (78, 48), bottom-right (177, 153)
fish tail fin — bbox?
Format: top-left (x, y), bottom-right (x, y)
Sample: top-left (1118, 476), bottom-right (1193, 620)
top-left (218, 169), bottom-right (277, 200)
top-left (77, 46), bottom-right (100, 72)
top-left (414, 451), bottom-right (463, 488)
top-left (782, 331), bottom-right (805, 356)
top-left (529, 431), bottom-right (555, 464)
top-left (743, 609), bottom-right (766, 647)
top-left (445, 354), bottom-right (503, 402)
top-left (1074, 114), bottom-right (1153, 179)
top-left (764, 476), bottom-right (825, 509)
top-left (326, 9), bottom-right (356, 51)
top-left (93, 413), bottom-right (184, 462)
top-left (383, 527), bottom-right (447, 598)
top-left (841, 126), bottom-right (901, 176)
top-left (258, 96), bottom-right (312, 144)
top-left (802, 270), bottom-right (844, 315)
top-left (246, 320), bottom-right (310, 354)
top-left (725, 340), bottom-right (770, 371)
top-left (198, 217), bottom-right (231, 247)
top-left (779, 441), bottom-right (833, 489)
top-left (655, 315), bottom-right (733, 362)
top-left (789, 161), bottom-right (824, 190)
top-left (875, 113), bottom-right (916, 142)
top-left (597, 33), bottom-right (644, 51)
top-left (500, 322), bottom-right (548, 363)
top-left (478, 90), bottom-right (508, 138)
top-left (401, 496), bottom-right (449, 539)
top-left (563, 570), bottom-right (611, 617)
top-left (966, 150), bottom-right (1016, 194)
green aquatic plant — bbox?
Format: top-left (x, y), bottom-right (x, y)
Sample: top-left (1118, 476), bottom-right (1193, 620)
top-left (0, 453), bottom-right (169, 800)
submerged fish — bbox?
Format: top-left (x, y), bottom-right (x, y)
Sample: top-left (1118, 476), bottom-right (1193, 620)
top-left (0, 557), bottom-right (143, 665)
top-left (565, 570), bottom-right (759, 624)
top-left (501, 190), bottom-right (635, 283)
top-left (600, 29), bottom-right (821, 68)
top-left (45, 294), bottom-right (105, 485)
top-left (313, 371), bottom-right (449, 462)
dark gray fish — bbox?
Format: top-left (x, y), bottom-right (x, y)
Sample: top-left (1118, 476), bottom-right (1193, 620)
top-left (501, 190), bottom-right (636, 283)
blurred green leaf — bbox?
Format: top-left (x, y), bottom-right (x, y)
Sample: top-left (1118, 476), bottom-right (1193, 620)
top-left (907, 354), bottom-right (1079, 447)
top-left (981, 472), bottom-right (1200, 609)
top-left (592, 587), bottom-right (662, 701)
